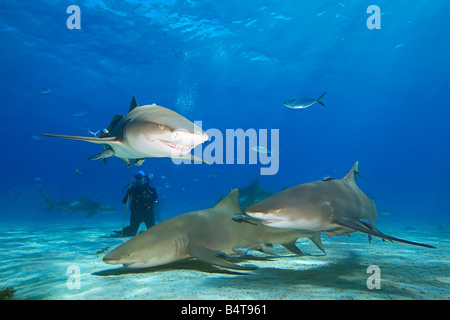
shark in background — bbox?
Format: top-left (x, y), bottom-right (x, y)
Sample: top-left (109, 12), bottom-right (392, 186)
top-left (103, 189), bottom-right (325, 271)
top-left (246, 162), bottom-right (436, 249)
top-left (41, 96), bottom-right (209, 166)
top-left (41, 190), bottom-right (117, 218)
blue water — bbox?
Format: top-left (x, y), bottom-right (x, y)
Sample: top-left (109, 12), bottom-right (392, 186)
top-left (1, 0), bottom-right (449, 228)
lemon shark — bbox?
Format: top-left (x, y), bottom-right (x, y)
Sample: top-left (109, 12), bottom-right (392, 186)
top-left (103, 189), bottom-right (325, 270)
top-left (246, 162), bottom-right (436, 249)
top-left (41, 190), bottom-right (117, 218)
top-left (41, 97), bottom-right (208, 165)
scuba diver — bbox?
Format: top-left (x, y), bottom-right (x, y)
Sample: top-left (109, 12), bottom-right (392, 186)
top-left (114, 170), bottom-right (158, 237)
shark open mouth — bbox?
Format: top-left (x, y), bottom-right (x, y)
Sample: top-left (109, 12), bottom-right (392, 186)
top-left (159, 140), bottom-right (192, 153)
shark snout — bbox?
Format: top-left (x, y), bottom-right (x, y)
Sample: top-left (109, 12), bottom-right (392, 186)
top-left (102, 254), bottom-right (123, 265)
top-left (171, 129), bottom-right (208, 147)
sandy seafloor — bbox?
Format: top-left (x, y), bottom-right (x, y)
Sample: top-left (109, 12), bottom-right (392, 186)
top-left (1, 220), bottom-right (448, 300)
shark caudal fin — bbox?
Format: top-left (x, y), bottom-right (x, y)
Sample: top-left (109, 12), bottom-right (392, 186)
top-left (40, 190), bottom-right (56, 212)
top-left (41, 134), bottom-right (117, 145)
top-left (334, 217), bottom-right (436, 249)
top-left (316, 92), bottom-right (327, 106)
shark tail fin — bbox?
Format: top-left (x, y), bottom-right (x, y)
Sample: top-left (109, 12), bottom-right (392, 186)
top-left (334, 217), bottom-right (436, 249)
top-left (40, 190), bottom-right (56, 212)
top-left (129, 96), bottom-right (140, 112)
top-left (41, 134), bottom-right (117, 145)
top-left (317, 92), bottom-right (327, 106)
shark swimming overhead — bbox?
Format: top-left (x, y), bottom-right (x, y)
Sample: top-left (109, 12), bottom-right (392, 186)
top-left (41, 190), bottom-right (117, 218)
top-left (103, 189), bottom-right (325, 271)
top-left (41, 96), bottom-right (209, 166)
top-left (246, 162), bottom-right (436, 249)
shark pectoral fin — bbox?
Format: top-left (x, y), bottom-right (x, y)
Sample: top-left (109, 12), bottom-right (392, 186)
top-left (309, 233), bottom-right (326, 254)
top-left (334, 217), bottom-right (436, 249)
top-left (86, 211), bottom-right (95, 218)
top-left (282, 240), bottom-right (303, 256)
top-left (189, 245), bottom-right (257, 270)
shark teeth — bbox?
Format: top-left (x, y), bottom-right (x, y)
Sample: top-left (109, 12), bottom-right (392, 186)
top-left (261, 219), bottom-right (286, 225)
top-left (160, 140), bottom-right (191, 153)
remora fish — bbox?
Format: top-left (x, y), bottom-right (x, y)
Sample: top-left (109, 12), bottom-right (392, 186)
top-left (246, 162), bottom-right (436, 249)
top-left (283, 92), bottom-right (327, 109)
top-left (103, 189), bottom-right (324, 270)
top-left (41, 190), bottom-right (117, 218)
top-left (41, 96), bottom-right (208, 166)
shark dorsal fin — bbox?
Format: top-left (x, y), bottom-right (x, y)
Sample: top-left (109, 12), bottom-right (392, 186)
top-left (129, 96), bottom-right (140, 112)
top-left (213, 188), bottom-right (242, 213)
top-left (343, 161), bottom-right (359, 183)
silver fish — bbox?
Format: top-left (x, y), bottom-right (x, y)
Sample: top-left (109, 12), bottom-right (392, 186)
top-left (283, 92), bottom-right (327, 109)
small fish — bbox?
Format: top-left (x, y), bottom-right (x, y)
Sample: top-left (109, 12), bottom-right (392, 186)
top-left (73, 111), bottom-right (89, 117)
top-left (75, 168), bottom-right (85, 176)
top-left (96, 246), bottom-right (110, 254)
top-left (378, 210), bottom-right (393, 216)
top-left (207, 173), bottom-right (220, 178)
top-left (252, 146), bottom-right (271, 154)
top-left (283, 92), bottom-right (327, 109)
top-left (88, 130), bottom-right (100, 137)
top-left (40, 87), bottom-right (50, 94)
top-left (31, 135), bottom-right (42, 140)
top-left (232, 214), bottom-right (259, 226)
top-left (322, 175), bottom-right (335, 181)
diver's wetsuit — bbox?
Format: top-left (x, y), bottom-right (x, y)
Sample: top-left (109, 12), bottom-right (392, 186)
top-left (120, 181), bottom-right (157, 237)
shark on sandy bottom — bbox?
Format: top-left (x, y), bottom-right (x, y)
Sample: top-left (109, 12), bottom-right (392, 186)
top-left (41, 96), bottom-right (209, 166)
top-left (103, 189), bottom-right (325, 271)
top-left (245, 162), bottom-right (436, 249)
top-left (41, 190), bottom-right (117, 218)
